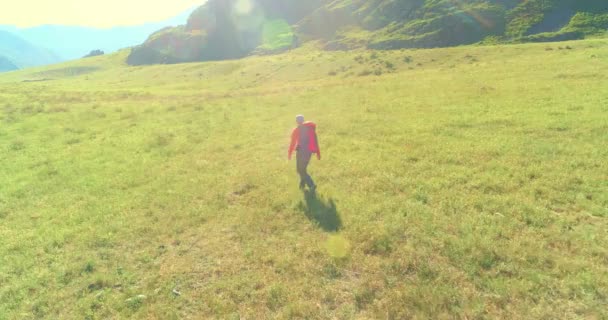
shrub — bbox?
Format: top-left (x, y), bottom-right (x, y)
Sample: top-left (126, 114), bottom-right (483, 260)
top-left (358, 69), bottom-right (373, 76)
top-left (83, 50), bottom-right (104, 58)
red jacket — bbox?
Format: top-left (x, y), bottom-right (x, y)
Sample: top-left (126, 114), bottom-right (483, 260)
top-left (289, 122), bottom-right (321, 160)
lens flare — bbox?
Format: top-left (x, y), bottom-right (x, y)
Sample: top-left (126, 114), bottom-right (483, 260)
top-left (262, 19), bottom-right (294, 50)
top-left (234, 0), bottom-right (254, 16)
top-left (447, 0), bottom-right (495, 29)
top-left (230, 0), bottom-right (265, 52)
top-left (232, 0), bottom-right (264, 31)
top-left (325, 235), bottom-right (350, 259)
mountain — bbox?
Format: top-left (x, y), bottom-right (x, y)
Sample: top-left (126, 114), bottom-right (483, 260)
top-left (0, 30), bottom-right (61, 69)
top-left (300, 0), bottom-right (608, 50)
top-left (0, 55), bottom-right (19, 72)
top-left (0, 7), bottom-right (194, 61)
top-left (127, 0), bottom-right (608, 66)
top-left (127, 0), bottom-right (323, 65)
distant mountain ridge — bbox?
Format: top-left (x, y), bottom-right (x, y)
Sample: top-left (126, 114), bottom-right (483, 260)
top-left (0, 55), bottom-right (19, 72)
top-left (0, 30), bottom-right (61, 70)
top-left (0, 7), bottom-right (195, 61)
top-left (127, 0), bottom-right (608, 65)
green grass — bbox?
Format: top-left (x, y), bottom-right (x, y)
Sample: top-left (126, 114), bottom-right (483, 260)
top-left (0, 39), bottom-right (607, 319)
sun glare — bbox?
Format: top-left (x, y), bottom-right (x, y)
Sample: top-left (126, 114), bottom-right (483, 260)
top-left (234, 0), bottom-right (254, 16)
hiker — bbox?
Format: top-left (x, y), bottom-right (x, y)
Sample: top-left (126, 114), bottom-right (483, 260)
top-left (288, 115), bottom-right (321, 192)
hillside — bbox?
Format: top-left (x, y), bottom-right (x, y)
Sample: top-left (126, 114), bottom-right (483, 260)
top-left (299, 0), bottom-right (608, 49)
top-left (128, 0), bottom-right (608, 65)
top-left (0, 39), bottom-right (607, 319)
top-left (0, 30), bottom-right (60, 70)
top-left (0, 7), bottom-right (193, 61)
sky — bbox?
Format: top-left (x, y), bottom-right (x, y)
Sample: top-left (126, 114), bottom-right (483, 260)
top-left (0, 0), bottom-right (206, 28)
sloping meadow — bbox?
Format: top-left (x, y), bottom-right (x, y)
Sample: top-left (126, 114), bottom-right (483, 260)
top-left (0, 40), bottom-right (607, 318)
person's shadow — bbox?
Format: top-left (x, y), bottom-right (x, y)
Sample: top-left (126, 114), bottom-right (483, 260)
top-left (298, 191), bottom-right (342, 232)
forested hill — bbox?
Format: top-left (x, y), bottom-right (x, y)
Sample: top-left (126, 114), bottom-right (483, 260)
top-left (128, 0), bottom-right (608, 65)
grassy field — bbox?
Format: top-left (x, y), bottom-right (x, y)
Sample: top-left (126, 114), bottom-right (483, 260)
top-left (0, 39), bottom-right (607, 319)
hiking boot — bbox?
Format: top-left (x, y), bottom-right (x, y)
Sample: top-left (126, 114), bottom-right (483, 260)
top-left (305, 176), bottom-right (316, 191)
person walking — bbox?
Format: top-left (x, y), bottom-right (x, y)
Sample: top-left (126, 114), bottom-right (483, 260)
top-left (288, 115), bottom-right (321, 192)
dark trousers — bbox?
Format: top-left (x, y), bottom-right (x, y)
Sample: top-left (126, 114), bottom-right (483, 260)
top-left (296, 151), bottom-right (315, 189)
